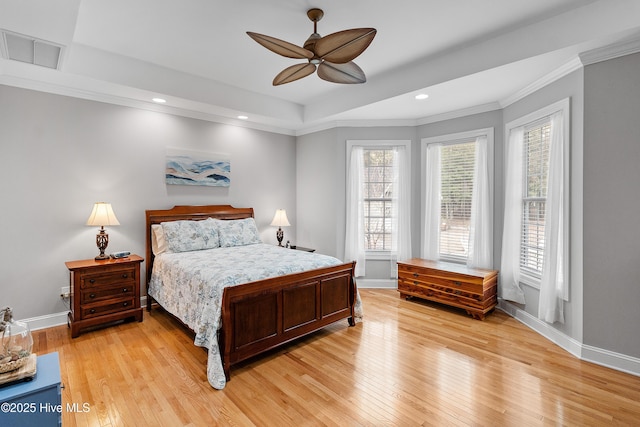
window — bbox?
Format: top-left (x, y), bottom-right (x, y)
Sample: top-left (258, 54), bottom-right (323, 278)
top-left (520, 120), bottom-right (551, 277)
top-left (502, 97), bottom-right (570, 307)
top-left (439, 141), bottom-right (475, 258)
top-left (345, 140), bottom-right (411, 278)
top-left (422, 129), bottom-right (493, 266)
top-left (362, 149), bottom-right (394, 251)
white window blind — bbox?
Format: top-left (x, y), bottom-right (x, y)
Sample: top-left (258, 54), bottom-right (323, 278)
top-left (520, 120), bottom-right (551, 277)
top-left (363, 149), bottom-right (394, 250)
top-left (439, 141), bottom-right (475, 259)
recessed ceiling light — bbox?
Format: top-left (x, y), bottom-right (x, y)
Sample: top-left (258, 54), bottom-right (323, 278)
top-left (237, 115), bottom-right (248, 120)
top-left (152, 98), bottom-right (166, 103)
top-left (415, 94), bottom-right (429, 100)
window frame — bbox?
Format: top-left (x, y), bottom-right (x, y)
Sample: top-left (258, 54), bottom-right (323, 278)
top-left (346, 140), bottom-right (411, 260)
top-left (421, 128), bottom-right (494, 264)
top-left (504, 98), bottom-right (570, 291)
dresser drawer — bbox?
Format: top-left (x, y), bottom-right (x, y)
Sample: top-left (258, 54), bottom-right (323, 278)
top-left (81, 298), bottom-right (136, 319)
top-left (81, 267), bottom-right (136, 289)
top-left (80, 284), bottom-right (135, 304)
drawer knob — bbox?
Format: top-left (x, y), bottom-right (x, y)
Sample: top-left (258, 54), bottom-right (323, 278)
top-left (89, 293), bottom-right (96, 299)
top-left (121, 273), bottom-right (128, 279)
top-left (413, 281), bottom-right (420, 285)
top-left (89, 279), bottom-right (95, 284)
top-left (454, 281), bottom-right (462, 286)
top-left (89, 309), bottom-right (96, 314)
top-left (413, 273), bottom-right (419, 278)
top-left (122, 288), bottom-right (128, 293)
top-left (122, 302), bottom-right (128, 307)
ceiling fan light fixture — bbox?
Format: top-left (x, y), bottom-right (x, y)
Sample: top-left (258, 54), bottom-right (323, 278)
top-left (247, 8), bottom-right (376, 86)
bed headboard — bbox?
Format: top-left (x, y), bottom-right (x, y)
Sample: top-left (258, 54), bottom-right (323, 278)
top-left (144, 205), bottom-right (254, 287)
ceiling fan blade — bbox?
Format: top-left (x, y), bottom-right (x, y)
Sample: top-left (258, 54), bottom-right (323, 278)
top-left (273, 63), bottom-right (317, 85)
top-left (247, 32), bottom-right (313, 59)
top-left (314, 28), bottom-right (376, 64)
top-left (317, 61), bottom-right (366, 84)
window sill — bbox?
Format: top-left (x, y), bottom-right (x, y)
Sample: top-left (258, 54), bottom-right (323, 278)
top-left (519, 272), bottom-right (541, 290)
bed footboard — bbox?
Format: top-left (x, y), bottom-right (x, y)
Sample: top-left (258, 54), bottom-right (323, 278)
top-left (219, 261), bottom-right (357, 381)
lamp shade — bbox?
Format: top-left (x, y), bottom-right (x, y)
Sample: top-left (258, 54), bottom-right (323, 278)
top-left (270, 209), bottom-right (290, 227)
top-left (86, 202), bottom-right (120, 227)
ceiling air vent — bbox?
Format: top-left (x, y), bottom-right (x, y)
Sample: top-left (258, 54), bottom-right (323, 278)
top-left (1, 30), bottom-right (63, 70)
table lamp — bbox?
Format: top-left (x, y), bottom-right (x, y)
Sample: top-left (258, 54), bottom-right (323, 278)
top-left (86, 202), bottom-right (120, 260)
top-left (270, 209), bottom-right (290, 247)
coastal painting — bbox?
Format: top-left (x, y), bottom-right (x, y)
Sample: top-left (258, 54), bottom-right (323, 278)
top-left (165, 148), bottom-right (230, 187)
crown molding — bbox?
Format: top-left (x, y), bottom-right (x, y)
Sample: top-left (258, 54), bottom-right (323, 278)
top-left (416, 102), bottom-right (502, 126)
top-left (296, 119), bottom-right (418, 136)
top-left (0, 63), bottom-right (297, 136)
top-left (579, 31), bottom-right (640, 66)
top-left (500, 56), bottom-right (583, 108)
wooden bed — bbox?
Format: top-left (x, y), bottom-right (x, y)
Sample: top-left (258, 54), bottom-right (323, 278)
top-left (145, 205), bottom-right (358, 383)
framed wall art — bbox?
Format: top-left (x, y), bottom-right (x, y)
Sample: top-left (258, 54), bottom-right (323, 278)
top-left (165, 148), bottom-right (230, 187)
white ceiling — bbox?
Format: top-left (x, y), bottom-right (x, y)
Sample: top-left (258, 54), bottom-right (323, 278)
top-left (1, 0), bottom-right (639, 135)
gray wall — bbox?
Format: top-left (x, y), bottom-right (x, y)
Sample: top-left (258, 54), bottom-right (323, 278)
top-left (0, 85), bottom-right (297, 319)
top-left (583, 52), bottom-right (640, 358)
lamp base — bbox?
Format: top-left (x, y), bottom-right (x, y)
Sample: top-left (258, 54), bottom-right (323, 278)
top-left (95, 228), bottom-right (110, 260)
top-left (276, 227), bottom-right (284, 247)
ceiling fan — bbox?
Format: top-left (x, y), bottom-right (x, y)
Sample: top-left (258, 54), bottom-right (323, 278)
top-left (247, 8), bottom-right (377, 86)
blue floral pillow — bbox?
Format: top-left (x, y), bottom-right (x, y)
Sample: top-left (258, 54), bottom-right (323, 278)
top-left (161, 219), bottom-right (220, 253)
top-left (213, 217), bottom-right (262, 247)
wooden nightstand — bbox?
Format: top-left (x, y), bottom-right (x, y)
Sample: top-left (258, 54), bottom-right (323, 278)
top-left (65, 255), bottom-right (143, 338)
top-left (290, 245), bottom-right (315, 252)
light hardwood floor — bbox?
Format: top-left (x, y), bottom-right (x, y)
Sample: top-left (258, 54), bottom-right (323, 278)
top-left (32, 289), bottom-right (640, 426)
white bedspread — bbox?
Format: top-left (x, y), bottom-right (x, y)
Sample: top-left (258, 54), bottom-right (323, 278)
top-left (148, 243), bottom-right (361, 389)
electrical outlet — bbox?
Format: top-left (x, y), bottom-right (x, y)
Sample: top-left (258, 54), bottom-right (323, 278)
top-left (60, 286), bottom-right (71, 299)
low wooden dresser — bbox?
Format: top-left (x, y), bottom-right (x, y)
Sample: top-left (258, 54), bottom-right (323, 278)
top-left (65, 255), bottom-right (143, 337)
top-left (397, 258), bottom-right (498, 320)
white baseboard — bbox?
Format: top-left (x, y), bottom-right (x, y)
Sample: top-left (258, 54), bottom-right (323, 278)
top-left (498, 299), bottom-right (640, 377)
top-left (22, 311), bottom-right (70, 331)
top-left (356, 278), bottom-right (397, 289)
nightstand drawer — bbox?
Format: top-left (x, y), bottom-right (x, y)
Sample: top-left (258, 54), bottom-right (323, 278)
top-left (80, 284), bottom-right (135, 304)
top-left (81, 267), bottom-right (136, 289)
top-left (81, 298), bottom-right (136, 319)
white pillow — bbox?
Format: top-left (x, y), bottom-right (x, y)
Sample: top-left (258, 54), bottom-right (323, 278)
top-left (151, 224), bottom-right (169, 255)
top-left (213, 217), bottom-right (262, 247)
top-left (160, 219), bottom-right (220, 253)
